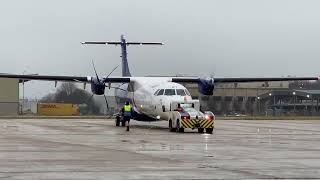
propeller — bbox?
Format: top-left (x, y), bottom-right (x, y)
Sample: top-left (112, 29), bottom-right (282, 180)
top-left (91, 60), bottom-right (121, 112)
top-left (91, 60), bottom-right (109, 110)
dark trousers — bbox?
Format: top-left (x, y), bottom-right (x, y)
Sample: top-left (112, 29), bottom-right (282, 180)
top-left (123, 116), bottom-right (130, 123)
top-left (123, 116), bottom-right (131, 131)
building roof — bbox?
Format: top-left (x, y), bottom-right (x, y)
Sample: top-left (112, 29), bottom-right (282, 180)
top-left (260, 89), bottom-right (320, 99)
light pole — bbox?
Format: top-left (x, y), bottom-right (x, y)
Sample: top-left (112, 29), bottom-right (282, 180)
top-left (306, 94), bottom-right (310, 115)
top-left (257, 96), bottom-right (260, 114)
top-left (293, 91), bottom-right (296, 114)
top-left (21, 70), bottom-right (26, 115)
top-left (269, 92), bottom-right (272, 108)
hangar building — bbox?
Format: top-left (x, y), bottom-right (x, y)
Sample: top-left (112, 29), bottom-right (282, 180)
top-left (0, 78), bottom-right (19, 115)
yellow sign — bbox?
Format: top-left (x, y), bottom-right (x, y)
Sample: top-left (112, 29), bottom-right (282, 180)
top-left (37, 103), bottom-right (80, 116)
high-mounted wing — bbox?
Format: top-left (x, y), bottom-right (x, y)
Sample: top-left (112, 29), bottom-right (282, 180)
top-left (172, 76), bottom-right (320, 95)
top-left (0, 74), bottom-right (130, 83)
top-left (172, 76), bottom-right (320, 83)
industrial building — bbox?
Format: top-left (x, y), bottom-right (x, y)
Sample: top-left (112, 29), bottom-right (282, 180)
top-left (186, 81), bottom-right (320, 116)
top-left (0, 78), bottom-right (19, 115)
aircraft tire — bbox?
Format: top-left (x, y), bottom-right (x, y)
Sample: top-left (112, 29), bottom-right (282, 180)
top-left (205, 128), bottom-right (213, 134)
top-left (121, 120), bottom-right (126, 127)
top-left (198, 128), bottom-right (204, 133)
top-left (169, 119), bottom-right (176, 132)
top-left (115, 116), bottom-right (121, 127)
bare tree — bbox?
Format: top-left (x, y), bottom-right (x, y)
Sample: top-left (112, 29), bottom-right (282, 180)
top-left (40, 82), bottom-right (101, 115)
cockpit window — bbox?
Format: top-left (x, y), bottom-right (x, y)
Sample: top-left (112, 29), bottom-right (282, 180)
top-left (184, 89), bottom-right (191, 96)
top-left (176, 89), bottom-right (186, 96)
top-left (164, 89), bottom-right (176, 96)
top-left (157, 89), bottom-right (164, 96)
top-left (154, 89), bottom-right (160, 95)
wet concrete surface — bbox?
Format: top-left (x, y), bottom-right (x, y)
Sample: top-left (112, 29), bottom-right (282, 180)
top-left (0, 119), bottom-right (319, 179)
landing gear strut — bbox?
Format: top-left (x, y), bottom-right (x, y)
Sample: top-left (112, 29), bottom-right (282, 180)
top-left (176, 119), bottom-right (184, 133)
top-left (169, 119), bottom-right (176, 132)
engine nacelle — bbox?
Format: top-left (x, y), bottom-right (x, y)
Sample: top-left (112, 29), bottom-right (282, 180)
top-left (90, 77), bottom-right (105, 95)
top-left (198, 78), bottom-right (215, 95)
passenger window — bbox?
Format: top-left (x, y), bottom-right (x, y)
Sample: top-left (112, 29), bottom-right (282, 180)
top-left (157, 89), bottom-right (164, 96)
top-left (176, 89), bottom-right (186, 96)
top-left (184, 89), bottom-right (191, 96)
top-left (154, 89), bottom-right (160, 95)
top-left (164, 89), bottom-right (176, 96)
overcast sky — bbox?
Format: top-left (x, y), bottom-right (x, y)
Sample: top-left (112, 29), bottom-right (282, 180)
top-left (1, 0), bottom-right (320, 98)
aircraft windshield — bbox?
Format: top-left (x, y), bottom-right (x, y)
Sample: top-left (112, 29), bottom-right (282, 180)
top-left (184, 89), bottom-right (191, 96)
top-left (157, 89), bottom-right (164, 96)
top-left (164, 89), bottom-right (176, 96)
top-left (176, 89), bottom-right (186, 96)
top-left (154, 89), bottom-right (160, 95)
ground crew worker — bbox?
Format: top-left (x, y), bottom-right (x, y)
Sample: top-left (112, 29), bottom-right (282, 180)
top-left (175, 103), bottom-right (183, 112)
top-left (122, 101), bottom-right (133, 131)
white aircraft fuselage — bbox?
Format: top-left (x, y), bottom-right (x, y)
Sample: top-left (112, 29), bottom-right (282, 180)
top-left (115, 77), bottom-right (193, 121)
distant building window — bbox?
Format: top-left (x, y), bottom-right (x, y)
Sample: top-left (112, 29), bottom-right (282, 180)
top-left (237, 97), bottom-right (244, 102)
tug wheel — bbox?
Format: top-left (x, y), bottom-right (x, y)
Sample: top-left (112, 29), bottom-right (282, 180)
top-left (205, 128), bottom-right (213, 134)
top-left (198, 128), bottom-right (204, 133)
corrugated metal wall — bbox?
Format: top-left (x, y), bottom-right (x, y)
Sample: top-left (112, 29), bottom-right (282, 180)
top-left (0, 78), bottom-right (19, 115)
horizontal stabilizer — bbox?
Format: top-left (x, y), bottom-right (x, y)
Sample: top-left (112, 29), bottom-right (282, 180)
top-left (81, 42), bottom-right (164, 45)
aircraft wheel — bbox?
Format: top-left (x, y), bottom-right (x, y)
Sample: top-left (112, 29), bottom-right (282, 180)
top-left (169, 119), bottom-right (176, 132)
top-left (198, 128), bottom-right (204, 133)
top-left (205, 128), bottom-right (213, 134)
top-left (121, 119), bottom-right (126, 127)
top-left (115, 116), bottom-right (121, 127)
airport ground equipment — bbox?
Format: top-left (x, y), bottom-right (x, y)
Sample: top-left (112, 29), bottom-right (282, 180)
top-left (168, 100), bottom-right (214, 134)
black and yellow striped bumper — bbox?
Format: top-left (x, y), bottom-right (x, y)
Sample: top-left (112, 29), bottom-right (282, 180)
top-left (181, 119), bottom-right (214, 128)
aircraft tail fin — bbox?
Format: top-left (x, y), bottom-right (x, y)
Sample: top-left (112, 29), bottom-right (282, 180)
top-left (81, 35), bottom-right (164, 77)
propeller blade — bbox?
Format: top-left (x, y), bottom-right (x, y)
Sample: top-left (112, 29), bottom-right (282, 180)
top-left (91, 60), bottom-right (101, 83)
top-left (106, 65), bottom-right (119, 78)
top-left (103, 94), bottom-right (109, 110)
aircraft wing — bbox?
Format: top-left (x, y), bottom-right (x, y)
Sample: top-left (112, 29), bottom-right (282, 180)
top-left (0, 73), bottom-right (318, 83)
top-left (172, 76), bottom-right (320, 83)
top-left (0, 74), bottom-right (130, 83)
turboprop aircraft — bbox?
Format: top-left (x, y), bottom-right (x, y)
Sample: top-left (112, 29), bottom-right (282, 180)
top-left (0, 35), bottom-right (319, 123)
